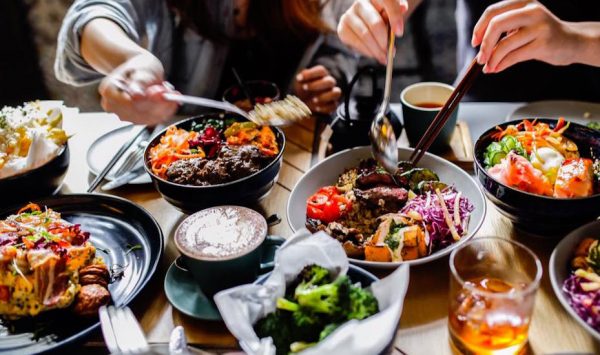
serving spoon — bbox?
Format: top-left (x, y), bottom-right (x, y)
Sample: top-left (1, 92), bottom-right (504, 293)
top-left (162, 92), bottom-right (311, 127)
top-left (369, 25), bottom-right (398, 174)
top-left (110, 78), bottom-right (311, 126)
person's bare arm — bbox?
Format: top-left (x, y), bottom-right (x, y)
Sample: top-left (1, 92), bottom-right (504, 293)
top-left (572, 22), bottom-right (600, 68)
top-left (81, 18), bottom-right (148, 74)
top-left (79, 18), bottom-right (177, 124)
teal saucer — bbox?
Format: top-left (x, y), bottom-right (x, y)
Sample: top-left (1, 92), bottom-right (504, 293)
top-left (164, 262), bottom-right (222, 321)
top-left (164, 243), bottom-right (278, 321)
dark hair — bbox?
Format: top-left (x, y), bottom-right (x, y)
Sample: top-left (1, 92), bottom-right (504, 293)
top-left (167, 0), bottom-right (331, 42)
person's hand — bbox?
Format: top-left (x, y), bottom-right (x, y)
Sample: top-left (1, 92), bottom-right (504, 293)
top-left (472, 0), bottom-right (579, 73)
top-left (337, 0), bottom-right (408, 63)
top-left (98, 53), bottom-right (179, 124)
top-left (294, 65), bottom-right (342, 115)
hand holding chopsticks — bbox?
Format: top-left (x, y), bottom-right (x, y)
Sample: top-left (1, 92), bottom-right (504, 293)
top-left (409, 58), bottom-right (483, 165)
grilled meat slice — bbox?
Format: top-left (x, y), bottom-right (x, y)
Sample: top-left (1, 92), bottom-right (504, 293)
top-left (354, 186), bottom-right (408, 211)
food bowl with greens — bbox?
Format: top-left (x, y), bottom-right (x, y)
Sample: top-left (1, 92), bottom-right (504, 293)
top-left (474, 118), bottom-right (600, 235)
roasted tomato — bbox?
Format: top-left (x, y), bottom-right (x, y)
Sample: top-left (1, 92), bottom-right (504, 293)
top-left (0, 286), bottom-right (9, 302)
top-left (306, 186), bottom-right (352, 223)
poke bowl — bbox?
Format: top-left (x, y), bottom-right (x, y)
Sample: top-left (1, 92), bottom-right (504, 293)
top-left (549, 219), bottom-right (600, 341)
top-left (144, 112), bottom-right (285, 213)
top-left (287, 146), bottom-right (486, 269)
top-left (474, 118), bottom-right (600, 235)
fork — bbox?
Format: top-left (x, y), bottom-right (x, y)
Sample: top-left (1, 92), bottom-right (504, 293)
top-left (99, 305), bottom-right (150, 354)
top-left (112, 140), bottom-right (147, 177)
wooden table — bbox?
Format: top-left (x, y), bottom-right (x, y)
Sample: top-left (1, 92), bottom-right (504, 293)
top-left (60, 103), bottom-right (598, 354)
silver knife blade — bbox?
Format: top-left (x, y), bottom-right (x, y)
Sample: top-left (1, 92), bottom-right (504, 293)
top-left (101, 165), bottom-right (146, 191)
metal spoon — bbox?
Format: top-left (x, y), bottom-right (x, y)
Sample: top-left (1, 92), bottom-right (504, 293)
top-left (369, 25), bottom-right (398, 174)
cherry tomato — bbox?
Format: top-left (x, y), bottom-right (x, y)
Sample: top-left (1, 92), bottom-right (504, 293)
top-left (306, 186), bottom-right (352, 223)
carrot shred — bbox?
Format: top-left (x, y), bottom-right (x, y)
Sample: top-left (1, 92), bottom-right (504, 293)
top-left (148, 126), bottom-right (205, 178)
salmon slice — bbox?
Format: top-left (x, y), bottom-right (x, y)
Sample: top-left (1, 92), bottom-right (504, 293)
top-left (553, 158), bottom-right (594, 198)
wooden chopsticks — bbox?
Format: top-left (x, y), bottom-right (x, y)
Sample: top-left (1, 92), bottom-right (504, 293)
top-left (409, 58), bottom-right (483, 165)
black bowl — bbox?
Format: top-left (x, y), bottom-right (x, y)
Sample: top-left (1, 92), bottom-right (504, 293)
top-left (144, 113), bottom-right (285, 214)
top-left (1, 144), bottom-right (70, 208)
top-left (474, 118), bottom-right (600, 235)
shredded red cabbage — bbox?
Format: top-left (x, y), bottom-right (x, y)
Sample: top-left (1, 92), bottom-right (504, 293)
top-left (563, 274), bottom-right (600, 331)
top-left (400, 187), bottom-right (474, 254)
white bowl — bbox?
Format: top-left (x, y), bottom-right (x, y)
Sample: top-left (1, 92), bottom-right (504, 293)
top-left (550, 220), bottom-right (600, 341)
top-left (287, 146), bottom-right (486, 269)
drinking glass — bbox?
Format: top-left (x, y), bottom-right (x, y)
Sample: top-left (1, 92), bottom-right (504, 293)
top-left (448, 237), bottom-right (542, 355)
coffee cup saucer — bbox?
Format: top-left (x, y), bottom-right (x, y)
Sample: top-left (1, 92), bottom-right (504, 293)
top-left (164, 253), bottom-right (276, 321)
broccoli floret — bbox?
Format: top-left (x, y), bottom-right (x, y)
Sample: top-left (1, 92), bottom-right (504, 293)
top-left (254, 311), bottom-right (294, 355)
top-left (319, 323), bottom-right (340, 341)
top-left (297, 265), bottom-right (332, 289)
top-left (276, 297), bottom-right (300, 312)
top-left (295, 276), bottom-right (351, 315)
top-left (346, 285), bottom-right (379, 320)
top-left (277, 297), bottom-right (325, 340)
top-left (290, 341), bottom-right (317, 353)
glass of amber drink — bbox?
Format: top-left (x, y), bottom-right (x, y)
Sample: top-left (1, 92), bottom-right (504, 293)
top-left (448, 237), bottom-right (542, 355)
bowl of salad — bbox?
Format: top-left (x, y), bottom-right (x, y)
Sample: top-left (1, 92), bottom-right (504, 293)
top-left (0, 102), bottom-right (70, 207)
top-left (474, 118), bottom-right (600, 235)
top-left (144, 112), bottom-right (284, 213)
top-left (287, 146), bottom-right (486, 268)
top-left (550, 219), bottom-right (600, 341)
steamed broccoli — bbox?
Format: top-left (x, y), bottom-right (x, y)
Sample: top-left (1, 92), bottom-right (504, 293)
top-left (346, 285), bottom-right (379, 320)
top-left (295, 265), bottom-right (332, 291)
top-left (254, 265), bottom-right (379, 355)
top-left (254, 311), bottom-right (294, 353)
top-left (295, 276), bottom-right (351, 315)
top-left (319, 323), bottom-right (340, 340)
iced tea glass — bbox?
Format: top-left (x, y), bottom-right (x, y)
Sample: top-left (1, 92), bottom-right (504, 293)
top-left (448, 237), bottom-right (542, 355)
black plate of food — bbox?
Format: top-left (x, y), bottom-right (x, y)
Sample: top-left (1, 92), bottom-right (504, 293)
top-left (144, 113), bottom-right (285, 214)
top-left (0, 194), bottom-right (163, 354)
top-left (287, 146), bottom-right (486, 269)
top-left (474, 118), bottom-right (600, 235)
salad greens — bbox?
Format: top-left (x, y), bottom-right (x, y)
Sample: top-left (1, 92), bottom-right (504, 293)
top-left (190, 117), bottom-right (236, 132)
top-left (254, 265), bottom-right (378, 354)
top-left (484, 135), bottom-right (528, 168)
top-left (588, 121), bottom-right (600, 131)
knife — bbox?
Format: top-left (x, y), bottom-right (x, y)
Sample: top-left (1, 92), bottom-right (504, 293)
top-left (101, 165), bottom-right (146, 191)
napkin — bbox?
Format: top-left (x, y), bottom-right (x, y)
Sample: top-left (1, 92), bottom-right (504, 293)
top-left (214, 229), bottom-right (410, 355)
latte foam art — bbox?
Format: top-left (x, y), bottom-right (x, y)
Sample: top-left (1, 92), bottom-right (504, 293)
top-left (176, 206), bottom-right (266, 259)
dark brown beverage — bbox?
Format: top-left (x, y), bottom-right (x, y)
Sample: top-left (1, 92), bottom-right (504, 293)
top-left (175, 206), bottom-right (267, 260)
top-left (415, 102), bottom-right (443, 109)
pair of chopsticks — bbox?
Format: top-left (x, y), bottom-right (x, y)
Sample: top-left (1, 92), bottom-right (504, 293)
top-left (87, 125), bottom-right (149, 193)
top-left (409, 58), bottom-right (483, 165)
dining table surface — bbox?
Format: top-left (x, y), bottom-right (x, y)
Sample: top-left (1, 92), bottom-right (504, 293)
top-left (60, 101), bottom-right (599, 354)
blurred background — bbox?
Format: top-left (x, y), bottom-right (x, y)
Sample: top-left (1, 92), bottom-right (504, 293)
top-left (0, 0), bottom-right (457, 110)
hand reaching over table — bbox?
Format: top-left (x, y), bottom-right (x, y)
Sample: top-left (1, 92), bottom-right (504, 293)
top-left (98, 53), bottom-right (179, 125)
top-left (472, 0), bottom-right (600, 73)
top-left (294, 65), bottom-right (342, 115)
top-left (337, 0), bottom-right (409, 64)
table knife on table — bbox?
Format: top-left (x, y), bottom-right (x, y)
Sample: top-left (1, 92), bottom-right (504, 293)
top-left (101, 165), bottom-right (147, 191)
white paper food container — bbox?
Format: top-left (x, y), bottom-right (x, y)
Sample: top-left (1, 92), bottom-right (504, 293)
top-left (214, 230), bottom-right (410, 355)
